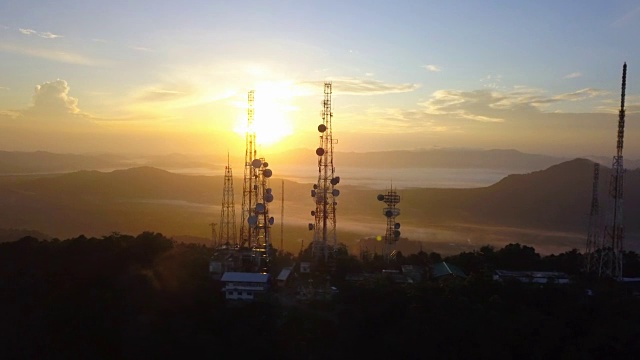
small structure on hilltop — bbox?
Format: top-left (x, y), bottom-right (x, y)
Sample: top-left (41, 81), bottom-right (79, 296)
top-left (221, 271), bottom-right (271, 301)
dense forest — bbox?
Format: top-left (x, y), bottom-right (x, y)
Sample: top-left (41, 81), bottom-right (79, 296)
top-left (2, 232), bottom-right (640, 359)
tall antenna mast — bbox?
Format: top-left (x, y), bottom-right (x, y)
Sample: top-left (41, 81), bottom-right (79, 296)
top-left (247, 157), bottom-right (274, 272)
top-left (280, 179), bottom-right (284, 254)
top-left (219, 152), bottom-right (237, 247)
top-left (601, 62), bottom-right (627, 279)
top-left (240, 90), bottom-right (257, 248)
top-left (377, 183), bottom-right (401, 263)
top-left (584, 163), bottom-right (600, 273)
top-left (310, 82), bottom-right (340, 264)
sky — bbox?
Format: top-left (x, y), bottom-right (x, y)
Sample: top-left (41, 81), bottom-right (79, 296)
top-left (1, 0), bottom-right (640, 158)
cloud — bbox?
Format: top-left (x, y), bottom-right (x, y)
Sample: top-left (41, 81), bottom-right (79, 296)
top-left (0, 44), bottom-right (109, 66)
top-left (554, 88), bottom-right (607, 101)
top-left (611, 5), bottom-right (640, 27)
top-left (0, 79), bottom-right (99, 130)
top-left (27, 79), bottom-right (81, 116)
top-left (299, 78), bottom-right (420, 95)
top-left (564, 72), bottom-right (582, 79)
top-left (0, 43), bottom-right (109, 66)
top-left (420, 87), bottom-right (608, 122)
top-left (128, 45), bottom-right (153, 52)
top-left (422, 64), bottom-right (441, 72)
top-left (136, 88), bottom-right (190, 102)
top-left (19, 28), bottom-right (63, 39)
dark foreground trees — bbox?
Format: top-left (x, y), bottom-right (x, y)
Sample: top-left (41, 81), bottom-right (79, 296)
top-left (1, 234), bottom-right (640, 359)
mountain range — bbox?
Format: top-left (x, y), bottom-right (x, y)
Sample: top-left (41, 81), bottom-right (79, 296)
top-left (0, 156), bottom-right (637, 255)
top-left (5, 148), bottom-right (638, 176)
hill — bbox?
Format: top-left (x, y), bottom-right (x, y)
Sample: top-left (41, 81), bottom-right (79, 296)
top-left (0, 159), bottom-right (637, 254)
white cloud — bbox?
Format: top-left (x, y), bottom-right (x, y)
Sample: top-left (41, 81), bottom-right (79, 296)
top-left (423, 64), bottom-right (441, 72)
top-left (420, 87), bottom-right (608, 122)
top-left (564, 72), bottom-right (582, 79)
top-left (300, 78), bottom-right (420, 95)
top-left (0, 43), bottom-right (110, 66)
top-left (19, 28), bottom-right (63, 39)
top-left (28, 79), bottom-right (81, 116)
top-left (128, 45), bottom-right (153, 52)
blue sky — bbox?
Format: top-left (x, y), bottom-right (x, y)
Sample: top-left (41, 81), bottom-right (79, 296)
top-left (0, 0), bottom-right (639, 157)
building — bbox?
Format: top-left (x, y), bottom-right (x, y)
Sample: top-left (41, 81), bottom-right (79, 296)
top-left (276, 267), bottom-right (293, 287)
top-left (220, 272), bottom-right (270, 300)
top-left (493, 270), bottom-right (570, 284)
top-left (431, 262), bottom-right (467, 280)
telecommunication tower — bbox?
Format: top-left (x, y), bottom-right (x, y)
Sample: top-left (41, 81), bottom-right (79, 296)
top-left (246, 157), bottom-right (275, 272)
top-left (281, 179), bottom-right (284, 253)
top-left (377, 186), bottom-right (401, 262)
top-left (600, 62), bottom-right (627, 279)
top-left (309, 82), bottom-right (340, 263)
top-left (584, 163), bottom-right (600, 273)
top-left (219, 153), bottom-right (237, 247)
top-left (240, 90), bottom-right (258, 248)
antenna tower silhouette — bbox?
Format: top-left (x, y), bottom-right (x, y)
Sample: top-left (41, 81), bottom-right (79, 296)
top-left (219, 153), bottom-right (237, 247)
top-left (584, 163), bottom-right (600, 273)
top-left (377, 184), bottom-right (401, 262)
top-left (281, 179), bottom-right (284, 253)
top-left (600, 62), bottom-right (627, 279)
top-left (310, 82), bottom-right (340, 263)
top-left (247, 157), bottom-right (274, 272)
top-left (240, 90), bottom-right (257, 248)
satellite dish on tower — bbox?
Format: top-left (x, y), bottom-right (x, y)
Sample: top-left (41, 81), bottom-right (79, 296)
top-left (252, 159), bottom-right (262, 168)
top-left (316, 148), bottom-right (325, 156)
top-left (248, 215), bottom-right (258, 226)
top-left (318, 124), bottom-right (327, 133)
top-left (264, 193), bottom-right (274, 203)
top-left (263, 169), bottom-right (273, 178)
top-left (255, 203), bottom-right (266, 213)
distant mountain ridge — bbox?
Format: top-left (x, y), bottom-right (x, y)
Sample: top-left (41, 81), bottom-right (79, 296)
top-left (0, 158), bottom-right (638, 254)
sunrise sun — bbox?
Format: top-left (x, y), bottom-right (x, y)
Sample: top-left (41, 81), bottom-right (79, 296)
top-left (233, 82), bottom-right (295, 146)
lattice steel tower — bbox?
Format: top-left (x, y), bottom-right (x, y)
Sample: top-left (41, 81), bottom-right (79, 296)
top-left (240, 90), bottom-right (258, 248)
top-left (600, 63), bottom-right (627, 279)
top-left (219, 153), bottom-right (237, 247)
top-left (584, 163), bottom-right (600, 273)
top-left (377, 185), bottom-right (401, 263)
top-left (310, 82), bottom-right (340, 262)
top-left (246, 157), bottom-right (274, 272)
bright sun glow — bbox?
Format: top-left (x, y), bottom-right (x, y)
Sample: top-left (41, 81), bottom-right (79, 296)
top-left (233, 82), bottom-right (295, 146)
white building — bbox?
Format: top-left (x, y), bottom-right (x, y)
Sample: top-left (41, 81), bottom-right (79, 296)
top-left (221, 272), bottom-right (270, 300)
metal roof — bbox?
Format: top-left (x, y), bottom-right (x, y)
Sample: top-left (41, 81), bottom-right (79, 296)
top-left (276, 267), bottom-right (292, 281)
top-left (432, 262), bottom-right (467, 278)
top-left (221, 272), bottom-right (270, 283)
